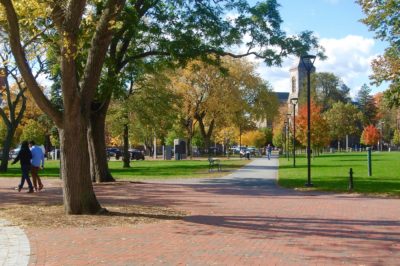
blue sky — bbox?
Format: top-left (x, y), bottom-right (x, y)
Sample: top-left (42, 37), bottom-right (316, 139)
top-left (249, 0), bottom-right (388, 98)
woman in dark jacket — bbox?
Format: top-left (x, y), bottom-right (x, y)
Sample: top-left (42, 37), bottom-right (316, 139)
top-left (12, 141), bottom-right (34, 193)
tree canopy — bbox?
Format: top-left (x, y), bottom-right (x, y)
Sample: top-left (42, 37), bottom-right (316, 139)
top-left (0, 0), bottom-right (323, 214)
top-left (358, 0), bottom-right (400, 108)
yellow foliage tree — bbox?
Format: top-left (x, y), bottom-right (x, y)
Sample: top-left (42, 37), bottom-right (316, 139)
top-left (241, 130), bottom-right (265, 148)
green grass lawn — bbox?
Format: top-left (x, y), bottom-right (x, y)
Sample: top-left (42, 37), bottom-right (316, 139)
top-left (0, 158), bottom-right (250, 180)
top-left (279, 151), bottom-right (400, 196)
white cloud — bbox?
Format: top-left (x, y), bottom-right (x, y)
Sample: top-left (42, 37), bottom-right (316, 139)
top-left (324, 0), bottom-right (340, 5)
top-left (255, 35), bottom-right (380, 99)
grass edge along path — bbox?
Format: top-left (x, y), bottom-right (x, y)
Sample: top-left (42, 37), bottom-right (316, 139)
top-left (278, 151), bottom-right (400, 197)
top-left (0, 157), bottom-right (251, 180)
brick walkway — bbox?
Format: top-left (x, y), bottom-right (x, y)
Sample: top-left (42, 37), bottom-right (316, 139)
top-left (0, 156), bottom-right (399, 265)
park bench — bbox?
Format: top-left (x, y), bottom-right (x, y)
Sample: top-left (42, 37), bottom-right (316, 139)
top-left (208, 157), bottom-right (221, 172)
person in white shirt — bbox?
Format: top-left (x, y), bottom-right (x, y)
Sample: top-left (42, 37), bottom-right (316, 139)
top-left (29, 140), bottom-right (44, 191)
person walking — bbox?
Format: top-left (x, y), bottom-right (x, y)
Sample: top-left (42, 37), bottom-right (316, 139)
top-left (266, 144), bottom-right (272, 160)
top-left (29, 140), bottom-right (45, 192)
top-left (245, 146), bottom-right (251, 160)
top-left (12, 141), bottom-right (34, 193)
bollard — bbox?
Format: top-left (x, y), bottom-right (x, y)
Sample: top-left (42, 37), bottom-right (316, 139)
top-left (348, 168), bottom-right (354, 191)
top-left (367, 147), bottom-right (372, 176)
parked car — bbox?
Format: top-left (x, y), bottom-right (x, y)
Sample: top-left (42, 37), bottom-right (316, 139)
top-left (107, 147), bottom-right (122, 159)
top-left (129, 149), bottom-right (145, 160)
top-left (9, 147), bottom-right (20, 159)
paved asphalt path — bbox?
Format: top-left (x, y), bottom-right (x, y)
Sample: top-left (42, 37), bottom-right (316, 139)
top-left (0, 156), bottom-right (399, 265)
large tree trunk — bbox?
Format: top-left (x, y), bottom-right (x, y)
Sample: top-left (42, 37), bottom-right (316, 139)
top-left (0, 127), bottom-right (15, 172)
top-left (1, 0), bottom-right (125, 215)
top-left (123, 123), bottom-right (130, 168)
top-left (88, 99), bottom-right (115, 182)
top-left (59, 115), bottom-right (102, 214)
top-left (197, 116), bottom-right (214, 153)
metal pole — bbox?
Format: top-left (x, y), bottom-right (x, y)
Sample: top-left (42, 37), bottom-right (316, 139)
top-left (284, 122), bottom-right (287, 159)
top-left (306, 69), bottom-right (312, 186)
top-left (287, 119), bottom-right (290, 161)
top-left (348, 168), bottom-right (354, 191)
top-left (367, 147), bottom-right (372, 176)
top-left (293, 103), bottom-right (296, 167)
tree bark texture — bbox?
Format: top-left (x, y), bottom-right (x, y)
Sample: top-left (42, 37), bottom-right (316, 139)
top-left (1, 0), bottom-right (125, 214)
top-left (88, 99), bottom-right (115, 182)
top-left (0, 127), bottom-right (15, 172)
top-left (59, 120), bottom-right (101, 214)
top-left (123, 123), bottom-right (130, 168)
top-left (197, 115), bottom-right (215, 153)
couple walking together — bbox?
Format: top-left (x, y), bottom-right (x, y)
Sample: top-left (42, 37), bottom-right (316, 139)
top-left (12, 140), bottom-right (45, 193)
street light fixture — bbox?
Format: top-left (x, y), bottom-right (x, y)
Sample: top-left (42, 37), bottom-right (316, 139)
top-left (290, 98), bottom-right (298, 167)
top-left (301, 54), bottom-right (316, 187)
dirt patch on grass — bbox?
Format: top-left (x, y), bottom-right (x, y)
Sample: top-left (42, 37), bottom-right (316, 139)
top-left (0, 204), bottom-right (186, 228)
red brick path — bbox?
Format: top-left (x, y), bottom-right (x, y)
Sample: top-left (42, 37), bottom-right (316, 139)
top-left (1, 158), bottom-right (399, 265)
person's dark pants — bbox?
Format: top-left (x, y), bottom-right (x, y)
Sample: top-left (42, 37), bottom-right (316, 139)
top-left (19, 164), bottom-right (33, 190)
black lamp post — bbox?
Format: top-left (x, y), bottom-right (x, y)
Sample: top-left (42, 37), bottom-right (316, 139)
top-left (284, 121), bottom-right (287, 158)
top-left (287, 113), bottom-right (291, 161)
top-left (380, 121), bottom-right (385, 151)
top-left (291, 98), bottom-right (298, 167)
top-left (301, 54), bottom-right (316, 187)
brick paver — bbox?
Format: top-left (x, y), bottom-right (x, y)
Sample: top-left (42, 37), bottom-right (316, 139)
top-left (0, 156), bottom-right (399, 265)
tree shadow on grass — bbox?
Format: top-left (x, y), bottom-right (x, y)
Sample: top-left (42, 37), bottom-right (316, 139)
top-left (279, 164), bottom-right (341, 169)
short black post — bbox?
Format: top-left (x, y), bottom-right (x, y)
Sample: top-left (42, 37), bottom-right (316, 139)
top-left (348, 168), bottom-right (354, 191)
top-left (367, 147), bottom-right (372, 176)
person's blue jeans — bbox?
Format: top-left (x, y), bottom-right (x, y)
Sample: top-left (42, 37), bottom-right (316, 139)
top-left (267, 151), bottom-right (271, 160)
top-left (19, 164), bottom-right (33, 190)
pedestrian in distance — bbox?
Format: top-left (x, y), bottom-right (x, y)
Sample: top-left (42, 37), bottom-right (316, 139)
top-left (12, 141), bottom-right (34, 193)
top-left (245, 146), bottom-right (250, 160)
top-left (29, 140), bottom-right (45, 192)
top-left (266, 144), bottom-right (272, 160)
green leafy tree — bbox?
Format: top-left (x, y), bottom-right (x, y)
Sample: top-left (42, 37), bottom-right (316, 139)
top-left (89, 0), bottom-right (324, 182)
top-left (1, 0), bottom-right (323, 214)
top-left (107, 71), bottom-right (177, 167)
top-left (262, 127), bottom-right (273, 146)
top-left (299, 72), bottom-right (350, 111)
top-left (357, 84), bottom-right (377, 125)
top-left (392, 129), bottom-right (400, 147)
top-left (272, 126), bottom-right (284, 149)
top-left (247, 81), bottom-right (280, 127)
top-left (358, 0), bottom-right (400, 108)
top-left (19, 119), bottom-right (45, 145)
top-left (324, 102), bottom-right (363, 150)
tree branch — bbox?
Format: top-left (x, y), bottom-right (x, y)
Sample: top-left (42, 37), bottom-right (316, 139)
top-left (80, 0), bottom-right (126, 108)
top-left (0, 0), bottom-right (63, 127)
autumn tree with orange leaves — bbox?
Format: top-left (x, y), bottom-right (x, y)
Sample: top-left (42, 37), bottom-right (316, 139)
top-left (361, 125), bottom-right (380, 146)
top-left (296, 101), bottom-right (330, 154)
